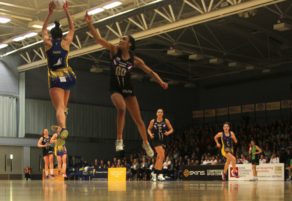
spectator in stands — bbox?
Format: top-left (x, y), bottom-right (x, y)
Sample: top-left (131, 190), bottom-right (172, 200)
top-left (259, 154), bottom-right (267, 164)
top-left (201, 156), bottom-right (208, 165)
top-left (131, 158), bottom-right (139, 180)
top-left (67, 120), bottom-right (292, 181)
top-left (112, 157), bottom-right (117, 167)
top-left (106, 160), bottom-right (112, 168)
top-left (190, 159), bottom-right (196, 166)
top-left (238, 154), bottom-right (249, 164)
top-left (270, 153), bottom-right (280, 163)
top-left (211, 156), bottom-right (218, 165)
top-left (99, 160), bottom-right (106, 169)
top-left (93, 159), bottom-right (98, 170)
top-left (116, 159), bottom-right (123, 167)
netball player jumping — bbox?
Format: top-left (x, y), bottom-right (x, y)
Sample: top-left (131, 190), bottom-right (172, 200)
top-left (42, 2), bottom-right (76, 139)
top-left (85, 13), bottom-right (168, 157)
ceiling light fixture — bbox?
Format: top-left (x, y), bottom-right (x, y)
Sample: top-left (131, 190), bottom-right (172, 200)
top-left (12, 32), bottom-right (38, 42)
top-left (0, 44), bottom-right (8, 49)
top-left (24, 32), bottom-right (38, 38)
top-left (88, 8), bottom-right (105, 15)
top-left (13, 36), bottom-right (26, 42)
top-left (0, 17), bottom-right (11, 24)
top-left (29, 20), bottom-right (44, 29)
top-left (167, 49), bottom-right (183, 56)
top-left (32, 24), bottom-right (43, 29)
top-left (103, 1), bottom-right (122, 10)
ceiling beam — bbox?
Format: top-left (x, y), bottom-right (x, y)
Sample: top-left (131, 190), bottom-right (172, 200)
top-left (17, 0), bottom-right (285, 72)
top-left (0, 2), bottom-right (36, 11)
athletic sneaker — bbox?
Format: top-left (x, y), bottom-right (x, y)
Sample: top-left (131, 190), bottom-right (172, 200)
top-left (60, 128), bottom-right (69, 139)
top-left (157, 174), bottom-right (166, 181)
top-left (115, 140), bottom-right (124, 152)
top-left (142, 142), bottom-right (154, 158)
top-left (62, 174), bottom-right (67, 178)
top-left (221, 172), bottom-right (227, 181)
top-left (151, 172), bottom-right (157, 182)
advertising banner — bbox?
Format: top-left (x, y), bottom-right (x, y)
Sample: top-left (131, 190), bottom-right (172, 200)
top-left (182, 165), bottom-right (224, 181)
top-left (229, 163), bottom-right (284, 181)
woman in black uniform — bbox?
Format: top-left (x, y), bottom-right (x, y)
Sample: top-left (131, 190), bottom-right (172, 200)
top-left (42, 2), bottom-right (76, 139)
top-left (148, 109), bottom-right (174, 181)
top-left (85, 13), bottom-right (168, 157)
top-left (37, 128), bottom-right (54, 179)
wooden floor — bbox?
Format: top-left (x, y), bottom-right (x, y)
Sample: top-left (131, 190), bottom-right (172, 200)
top-left (0, 180), bottom-right (291, 201)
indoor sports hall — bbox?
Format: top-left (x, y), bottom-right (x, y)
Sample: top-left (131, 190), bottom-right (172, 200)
top-left (0, 0), bottom-right (291, 201)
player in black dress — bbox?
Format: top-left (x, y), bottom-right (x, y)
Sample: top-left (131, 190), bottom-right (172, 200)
top-left (85, 13), bottom-right (168, 157)
top-left (148, 109), bottom-right (174, 181)
top-left (37, 128), bottom-right (54, 179)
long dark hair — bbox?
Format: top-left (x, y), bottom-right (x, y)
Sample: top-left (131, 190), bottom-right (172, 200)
top-left (50, 21), bottom-right (63, 39)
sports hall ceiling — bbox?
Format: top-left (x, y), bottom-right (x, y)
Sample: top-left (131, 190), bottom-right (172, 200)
top-left (0, 0), bottom-right (292, 86)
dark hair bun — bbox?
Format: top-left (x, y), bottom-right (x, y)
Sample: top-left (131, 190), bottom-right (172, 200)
top-left (54, 21), bottom-right (60, 28)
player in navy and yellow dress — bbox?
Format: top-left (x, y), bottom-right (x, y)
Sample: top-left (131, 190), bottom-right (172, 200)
top-left (85, 13), bottom-right (169, 157)
top-left (147, 109), bottom-right (174, 181)
top-left (42, 2), bottom-right (76, 139)
top-left (51, 126), bottom-right (68, 178)
top-left (214, 122), bottom-right (238, 180)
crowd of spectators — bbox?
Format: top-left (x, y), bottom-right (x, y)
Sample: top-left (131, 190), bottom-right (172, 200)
top-left (67, 120), bottom-right (292, 180)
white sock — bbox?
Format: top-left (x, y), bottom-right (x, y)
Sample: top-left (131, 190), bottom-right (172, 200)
top-left (45, 170), bottom-right (49, 176)
top-left (50, 169), bottom-right (54, 175)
